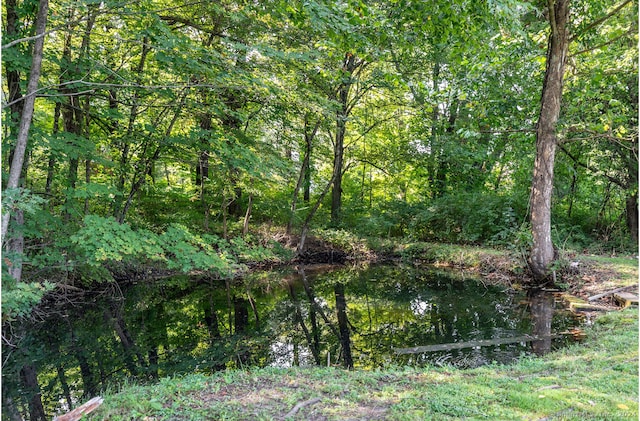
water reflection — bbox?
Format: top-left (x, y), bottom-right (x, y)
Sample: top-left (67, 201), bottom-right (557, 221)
top-left (529, 290), bottom-right (555, 356)
top-left (2, 264), bottom-right (581, 419)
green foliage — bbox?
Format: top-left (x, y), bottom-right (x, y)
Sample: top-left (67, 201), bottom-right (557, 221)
top-left (69, 216), bottom-right (287, 276)
top-left (70, 215), bottom-right (164, 264)
top-left (1, 280), bottom-right (54, 322)
top-left (2, 187), bottom-right (46, 214)
top-left (408, 192), bottom-right (522, 245)
top-left (313, 228), bottom-right (372, 257)
top-left (3, 0), bottom-right (636, 292)
top-left (227, 235), bottom-right (279, 263)
top-left (159, 224), bottom-right (235, 274)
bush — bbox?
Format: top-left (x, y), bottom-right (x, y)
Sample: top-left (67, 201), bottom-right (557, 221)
top-left (407, 192), bottom-right (522, 245)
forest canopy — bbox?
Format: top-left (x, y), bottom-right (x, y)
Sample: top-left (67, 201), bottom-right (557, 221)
top-left (2, 0), bottom-right (638, 304)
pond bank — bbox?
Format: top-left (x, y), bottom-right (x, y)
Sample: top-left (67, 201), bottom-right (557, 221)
top-left (87, 308), bottom-right (638, 420)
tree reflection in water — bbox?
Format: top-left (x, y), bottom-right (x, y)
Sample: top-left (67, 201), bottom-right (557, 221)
top-left (3, 265), bottom-right (582, 419)
top-left (528, 290), bottom-right (555, 356)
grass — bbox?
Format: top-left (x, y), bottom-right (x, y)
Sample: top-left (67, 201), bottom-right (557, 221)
top-left (89, 308), bottom-right (638, 421)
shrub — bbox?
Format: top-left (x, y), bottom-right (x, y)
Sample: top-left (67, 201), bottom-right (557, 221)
top-left (407, 192), bottom-right (522, 245)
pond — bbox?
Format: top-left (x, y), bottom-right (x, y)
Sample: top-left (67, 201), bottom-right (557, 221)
top-left (3, 264), bottom-right (583, 416)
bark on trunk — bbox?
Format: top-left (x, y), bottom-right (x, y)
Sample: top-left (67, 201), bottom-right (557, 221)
top-left (626, 193), bottom-right (638, 242)
top-left (330, 52), bottom-right (359, 225)
top-left (1, 0), bottom-right (49, 244)
top-left (233, 297), bottom-right (249, 334)
top-left (242, 193), bottom-right (253, 236)
top-left (287, 115), bottom-right (319, 235)
top-left (113, 38), bottom-right (149, 219)
top-left (296, 171), bottom-right (337, 255)
top-left (529, 0), bottom-right (570, 281)
top-left (196, 113), bottom-right (211, 188)
top-left (20, 364), bottom-right (47, 421)
top-left (56, 363), bottom-right (74, 411)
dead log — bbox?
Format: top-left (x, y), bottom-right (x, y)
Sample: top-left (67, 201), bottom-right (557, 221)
top-left (283, 397), bottom-right (322, 419)
top-left (53, 396), bottom-right (103, 421)
top-left (394, 333), bottom-right (567, 355)
top-left (587, 285), bottom-right (638, 302)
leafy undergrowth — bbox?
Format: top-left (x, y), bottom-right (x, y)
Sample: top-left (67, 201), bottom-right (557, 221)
top-left (89, 309), bottom-right (638, 421)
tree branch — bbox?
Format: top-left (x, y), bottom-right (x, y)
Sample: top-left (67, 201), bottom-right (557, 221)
top-left (558, 144), bottom-right (627, 189)
top-left (570, 27), bottom-right (635, 56)
top-left (569, 0), bottom-right (633, 42)
top-left (159, 15), bottom-right (226, 38)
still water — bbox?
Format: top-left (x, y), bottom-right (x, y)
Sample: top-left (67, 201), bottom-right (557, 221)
top-left (3, 264), bottom-right (582, 415)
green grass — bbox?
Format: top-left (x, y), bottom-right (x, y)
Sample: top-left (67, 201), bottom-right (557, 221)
top-left (89, 309), bottom-right (638, 421)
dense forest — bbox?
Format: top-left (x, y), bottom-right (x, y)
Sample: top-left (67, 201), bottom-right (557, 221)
top-left (3, 0), bottom-right (638, 314)
top-left (1, 0), bottom-right (637, 415)
top-left (3, 0), bottom-right (638, 311)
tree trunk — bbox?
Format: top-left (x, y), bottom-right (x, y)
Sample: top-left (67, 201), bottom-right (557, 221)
top-left (1, 0), bottom-right (49, 244)
top-left (287, 281), bottom-right (321, 365)
top-left (45, 102), bottom-right (62, 197)
top-left (56, 363), bottom-right (74, 411)
top-left (334, 283), bottom-right (353, 369)
top-left (297, 171), bottom-right (337, 255)
top-left (626, 193), bottom-right (638, 242)
top-left (287, 115), bottom-right (319, 235)
top-left (233, 297), bottom-right (249, 334)
top-left (104, 303), bottom-right (145, 376)
top-left (20, 364), bottom-right (47, 421)
top-left (203, 293), bottom-right (221, 340)
top-left (529, 0), bottom-right (570, 281)
top-left (4, 0), bottom-right (23, 117)
top-left (303, 131), bottom-right (312, 203)
top-left (113, 38), bottom-right (150, 219)
top-left (331, 123), bottom-right (345, 225)
top-left (61, 5), bottom-right (96, 208)
top-left (118, 97), bottom-right (184, 223)
top-left (298, 268), bottom-right (340, 339)
top-left (196, 113), bottom-right (211, 188)
top-left (330, 52), bottom-right (359, 225)
top-left (242, 193), bottom-right (253, 236)
top-left (71, 327), bottom-right (97, 399)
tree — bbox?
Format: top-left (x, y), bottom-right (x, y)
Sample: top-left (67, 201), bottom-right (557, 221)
top-left (2, 0), bottom-right (49, 249)
top-left (529, 0), bottom-right (637, 279)
top-left (529, 0), bottom-right (570, 281)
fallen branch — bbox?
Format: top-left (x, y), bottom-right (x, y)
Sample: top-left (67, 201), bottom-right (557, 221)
top-left (53, 396), bottom-right (103, 421)
top-left (394, 334), bottom-right (568, 355)
top-left (283, 397), bottom-right (322, 419)
top-left (587, 285), bottom-right (638, 302)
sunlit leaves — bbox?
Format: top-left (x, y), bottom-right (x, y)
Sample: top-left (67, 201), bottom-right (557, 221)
top-left (1, 281), bottom-right (54, 322)
top-left (70, 215), bottom-right (164, 264)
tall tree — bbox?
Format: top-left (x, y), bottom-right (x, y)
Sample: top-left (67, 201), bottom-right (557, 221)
top-left (529, 0), bottom-right (570, 281)
top-left (330, 52), bottom-right (365, 225)
top-left (1, 0), bottom-right (49, 248)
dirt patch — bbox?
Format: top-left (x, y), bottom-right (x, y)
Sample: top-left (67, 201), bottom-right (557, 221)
top-left (564, 259), bottom-right (637, 299)
top-left (186, 375), bottom-right (397, 420)
top-left (279, 233), bottom-right (351, 264)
